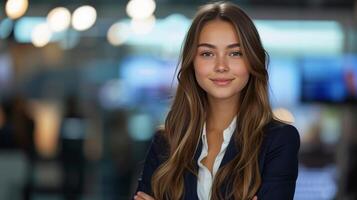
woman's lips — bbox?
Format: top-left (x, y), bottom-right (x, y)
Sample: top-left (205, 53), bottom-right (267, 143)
top-left (210, 78), bottom-right (234, 86)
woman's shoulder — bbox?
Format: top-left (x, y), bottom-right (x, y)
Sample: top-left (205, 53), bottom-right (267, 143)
top-left (150, 128), bottom-right (170, 158)
top-left (262, 119), bottom-right (300, 148)
top-left (258, 119), bottom-right (300, 187)
top-left (152, 128), bottom-right (167, 145)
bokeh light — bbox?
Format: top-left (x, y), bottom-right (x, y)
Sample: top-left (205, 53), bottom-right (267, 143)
top-left (126, 0), bottom-right (156, 20)
top-left (31, 23), bottom-right (52, 47)
top-left (72, 5), bottom-right (97, 31)
top-left (47, 7), bottom-right (71, 32)
top-left (107, 22), bottom-right (131, 46)
top-left (5, 0), bottom-right (29, 19)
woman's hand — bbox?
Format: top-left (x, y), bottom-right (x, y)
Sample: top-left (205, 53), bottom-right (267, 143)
top-left (134, 191), bottom-right (258, 200)
top-left (134, 192), bottom-right (155, 200)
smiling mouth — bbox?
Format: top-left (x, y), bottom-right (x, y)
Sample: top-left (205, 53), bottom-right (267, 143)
top-left (210, 78), bottom-right (234, 86)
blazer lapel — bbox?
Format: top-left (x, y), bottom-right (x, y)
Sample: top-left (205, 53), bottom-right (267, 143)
top-left (183, 138), bottom-right (202, 200)
top-left (183, 132), bottom-right (238, 199)
top-left (219, 132), bottom-right (239, 169)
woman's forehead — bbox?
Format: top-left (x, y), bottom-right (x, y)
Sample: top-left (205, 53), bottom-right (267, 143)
top-left (197, 20), bottom-right (240, 46)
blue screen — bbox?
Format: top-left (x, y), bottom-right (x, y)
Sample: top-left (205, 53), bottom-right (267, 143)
top-left (301, 55), bottom-right (357, 103)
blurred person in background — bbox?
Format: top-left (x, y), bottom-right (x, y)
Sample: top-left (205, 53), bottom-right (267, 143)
top-left (12, 96), bottom-right (36, 200)
top-left (104, 109), bottom-right (135, 199)
top-left (59, 95), bottom-right (87, 200)
top-left (0, 99), bottom-right (15, 149)
top-left (0, 95), bottom-right (36, 200)
top-left (0, 96), bottom-right (35, 153)
top-left (299, 122), bottom-right (334, 168)
top-left (12, 96), bottom-right (36, 158)
top-left (133, 2), bottom-right (300, 200)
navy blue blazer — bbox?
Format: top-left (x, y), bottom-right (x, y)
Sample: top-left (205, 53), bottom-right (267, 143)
top-left (134, 120), bottom-right (300, 199)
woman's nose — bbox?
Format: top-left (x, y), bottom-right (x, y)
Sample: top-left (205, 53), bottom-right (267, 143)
top-left (214, 56), bottom-right (228, 72)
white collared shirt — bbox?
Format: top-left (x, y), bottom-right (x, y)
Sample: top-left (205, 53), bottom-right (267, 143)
top-left (197, 117), bottom-right (237, 200)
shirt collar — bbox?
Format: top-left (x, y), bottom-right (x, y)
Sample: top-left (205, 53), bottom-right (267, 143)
top-left (202, 116), bottom-right (237, 143)
top-left (223, 116), bottom-right (237, 142)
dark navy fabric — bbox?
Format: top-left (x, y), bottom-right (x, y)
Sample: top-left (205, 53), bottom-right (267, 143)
top-left (134, 120), bottom-right (300, 200)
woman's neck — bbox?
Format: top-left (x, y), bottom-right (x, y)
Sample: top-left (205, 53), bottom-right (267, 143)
top-left (206, 96), bottom-right (239, 132)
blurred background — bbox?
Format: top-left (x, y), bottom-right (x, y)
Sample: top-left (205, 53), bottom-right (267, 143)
top-left (0, 0), bottom-right (357, 199)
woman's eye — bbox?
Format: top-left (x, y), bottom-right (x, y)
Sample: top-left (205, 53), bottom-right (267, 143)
top-left (229, 51), bottom-right (243, 57)
top-left (200, 52), bottom-right (214, 57)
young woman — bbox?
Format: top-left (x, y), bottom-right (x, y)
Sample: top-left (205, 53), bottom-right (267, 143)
top-left (133, 1), bottom-right (300, 200)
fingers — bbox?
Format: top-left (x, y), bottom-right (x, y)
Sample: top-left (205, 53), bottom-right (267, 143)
top-left (134, 195), bottom-right (145, 200)
top-left (134, 191), bottom-right (155, 200)
top-left (252, 196), bottom-right (258, 200)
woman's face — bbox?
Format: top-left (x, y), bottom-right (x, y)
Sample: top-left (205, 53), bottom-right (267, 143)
top-left (193, 20), bottom-right (250, 102)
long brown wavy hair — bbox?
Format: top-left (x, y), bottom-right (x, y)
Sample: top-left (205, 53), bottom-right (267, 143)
top-left (152, 1), bottom-right (273, 199)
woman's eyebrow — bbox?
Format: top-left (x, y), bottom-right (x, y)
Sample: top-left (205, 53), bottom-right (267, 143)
top-left (197, 43), bottom-right (216, 48)
top-left (197, 43), bottom-right (241, 49)
top-left (227, 43), bottom-right (241, 48)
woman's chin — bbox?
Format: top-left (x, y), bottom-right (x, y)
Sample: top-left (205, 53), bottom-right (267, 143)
top-left (207, 92), bottom-right (238, 101)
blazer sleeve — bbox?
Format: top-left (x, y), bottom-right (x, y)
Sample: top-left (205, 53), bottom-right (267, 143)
top-left (134, 132), bottom-right (168, 197)
top-left (257, 124), bottom-right (300, 200)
